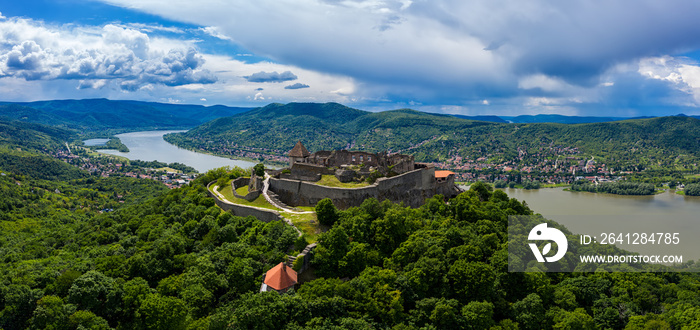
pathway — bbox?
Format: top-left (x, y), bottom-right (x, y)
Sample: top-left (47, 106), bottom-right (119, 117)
top-left (262, 173), bottom-right (314, 215)
top-left (210, 182), bottom-right (303, 237)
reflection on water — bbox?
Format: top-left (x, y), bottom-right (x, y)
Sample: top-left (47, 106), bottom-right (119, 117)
top-left (94, 130), bottom-right (259, 173)
top-left (502, 187), bottom-right (700, 261)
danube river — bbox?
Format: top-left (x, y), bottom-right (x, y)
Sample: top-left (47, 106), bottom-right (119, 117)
top-left (503, 187), bottom-right (700, 262)
top-left (93, 130), bottom-right (259, 173)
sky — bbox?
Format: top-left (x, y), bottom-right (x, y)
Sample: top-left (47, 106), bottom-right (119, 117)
top-left (2, 0), bottom-right (700, 116)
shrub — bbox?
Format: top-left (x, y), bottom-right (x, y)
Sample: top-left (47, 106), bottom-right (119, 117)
top-left (316, 198), bottom-right (339, 226)
top-left (292, 255), bottom-right (305, 272)
top-left (253, 163), bottom-right (265, 177)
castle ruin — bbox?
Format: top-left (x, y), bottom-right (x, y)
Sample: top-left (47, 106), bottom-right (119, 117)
top-left (268, 141), bottom-right (461, 209)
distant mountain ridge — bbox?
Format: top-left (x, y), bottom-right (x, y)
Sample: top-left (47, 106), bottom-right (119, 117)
top-left (0, 98), bottom-right (253, 133)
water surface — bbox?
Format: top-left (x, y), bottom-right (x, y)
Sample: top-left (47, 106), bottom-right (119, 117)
top-left (94, 130), bottom-right (259, 173)
top-left (503, 187), bottom-right (700, 261)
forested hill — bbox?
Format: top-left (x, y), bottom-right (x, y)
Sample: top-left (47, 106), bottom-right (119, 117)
top-left (0, 118), bottom-right (88, 180)
top-left (0, 118), bottom-right (76, 152)
top-left (166, 102), bottom-right (700, 169)
top-left (0, 99), bottom-right (253, 133)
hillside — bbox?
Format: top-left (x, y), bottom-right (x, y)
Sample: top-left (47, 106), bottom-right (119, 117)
top-left (166, 102), bottom-right (700, 170)
top-left (0, 99), bottom-right (253, 134)
top-left (0, 118), bottom-right (88, 180)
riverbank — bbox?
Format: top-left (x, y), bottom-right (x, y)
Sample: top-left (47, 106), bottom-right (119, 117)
top-left (91, 130), bottom-right (261, 173)
top-left (163, 132), bottom-right (287, 168)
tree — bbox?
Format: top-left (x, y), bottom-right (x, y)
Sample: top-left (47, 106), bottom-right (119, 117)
top-left (68, 311), bottom-right (110, 330)
top-left (513, 293), bottom-right (546, 330)
top-left (253, 163), bottom-right (265, 177)
top-left (447, 261), bottom-right (495, 302)
top-left (136, 294), bottom-right (187, 330)
top-left (29, 295), bottom-right (73, 330)
top-left (67, 271), bottom-right (116, 318)
top-left (462, 301), bottom-right (495, 330)
top-left (551, 308), bottom-right (596, 329)
top-left (316, 198), bottom-right (339, 226)
top-left (0, 284), bottom-right (43, 329)
top-left (469, 181), bottom-right (492, 201)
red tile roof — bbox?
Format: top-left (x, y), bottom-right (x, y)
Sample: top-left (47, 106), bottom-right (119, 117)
top-left (435, 170), bottom-right (455, 178)
top-left (264, 262), bottom-right (297, 291)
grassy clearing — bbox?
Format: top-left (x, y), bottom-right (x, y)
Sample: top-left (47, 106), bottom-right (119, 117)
top-left (211, 180), bottom-right (326, 241)
top-left (315, 175), bottom-right (371, 188)
top-left (235, 185), bottom-right (249, 196)
top-left (281, 211), bottom-right (325, 243)
top-left (156, 167), bottom-right (181, 173)
top-left (217, 181), bottom-right (278, 210)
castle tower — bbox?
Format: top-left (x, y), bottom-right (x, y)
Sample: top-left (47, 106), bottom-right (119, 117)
top-left (288, 141), bottom-right (310, 168)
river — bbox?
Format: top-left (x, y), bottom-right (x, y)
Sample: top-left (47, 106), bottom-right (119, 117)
top-left (94, 130), bottom-right (259, 173)
top-left (502, 187), bottom-right (700, 262)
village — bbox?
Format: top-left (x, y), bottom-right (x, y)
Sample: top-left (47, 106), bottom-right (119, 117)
top-left (52, 146), bottom-right (197, 188)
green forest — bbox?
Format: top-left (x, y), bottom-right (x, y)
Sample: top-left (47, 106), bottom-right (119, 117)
top-left (2, 167), bottom-right (700, 329)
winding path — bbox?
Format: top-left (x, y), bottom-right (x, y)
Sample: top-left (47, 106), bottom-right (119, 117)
top-left (262, 173), bottom-right (314, 214)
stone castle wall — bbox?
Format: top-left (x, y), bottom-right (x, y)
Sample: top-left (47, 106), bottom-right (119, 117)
top-left (269, 166), bottom-right (451, 209)
top-left (206, 182), bottom-right (280, 222)
top-left (231, 177), bottom-right (261, 202)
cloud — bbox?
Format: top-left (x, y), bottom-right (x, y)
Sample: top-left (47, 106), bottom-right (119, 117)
top-left (0, 12), bottom-right (5, 20)
top-left (77, 79), bottom-right (108, 90)
top-left (244, 70), bottom-right (297, 83)
top-left (96, 0), bottom-right (700, 114)
top-left (200, 26), bottom-right (231, 41)
top-left (0, 18), bottom-right (217, 91)
top-left (254, 92), bottom-right (264, 100)
top-left (284, 82), bottom-right (309, 89)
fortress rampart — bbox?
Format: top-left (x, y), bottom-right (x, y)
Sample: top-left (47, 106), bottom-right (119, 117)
top-left (269, 165), bottom-right (458, 209)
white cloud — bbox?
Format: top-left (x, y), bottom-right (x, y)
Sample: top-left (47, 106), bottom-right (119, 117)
top-left (639, 56), bottom-right (700, 105)
top-left (0, 12), bottom-right (5, 20)
top-left (518, 74), bottom-right (569, 92)
top-left (200, 26), bottom-right (231, 41)
top-left (482, 99), bottom-right (489, 105)
top-left (0, 18), bottom-right (217, 91)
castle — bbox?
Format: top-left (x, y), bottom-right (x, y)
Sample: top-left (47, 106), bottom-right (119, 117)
top-left (266, 141), bottom-right (461, 209)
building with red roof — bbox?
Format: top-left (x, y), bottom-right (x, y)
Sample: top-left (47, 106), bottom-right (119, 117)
top-left (435, 170), bottom-right (455, 183)
top-left (260, 262), bottom-right (298, 293)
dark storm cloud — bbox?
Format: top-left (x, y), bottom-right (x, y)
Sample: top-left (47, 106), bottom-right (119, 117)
top-left (284, 82), bottom-right (309, 89)
top-left (243, 70), bottom-right (297, 83)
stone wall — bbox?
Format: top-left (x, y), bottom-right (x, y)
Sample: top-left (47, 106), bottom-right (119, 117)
top-left (206, 182), bottom-right (281, 222)
top-left (269, 166), bottom-right (451, 209)
top-left (289, 243), bottom-right (317, 275)
top-left (387, 154), bottom-right (415, 174)
top-left (231, 177), bottom-right (261, 202)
